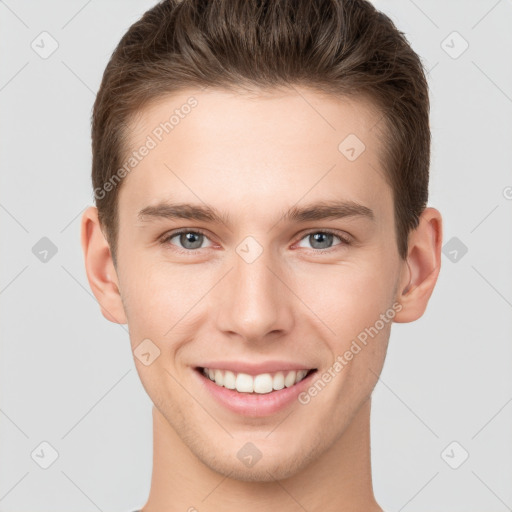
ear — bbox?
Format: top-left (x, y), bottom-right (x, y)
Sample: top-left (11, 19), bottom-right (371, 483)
top-left (394, 207), bottom-right (443, 323)
top-left (80, 206), bottom-right (128, 324)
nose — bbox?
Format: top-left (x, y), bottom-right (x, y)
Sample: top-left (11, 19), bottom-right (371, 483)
top-left (214, 245), bottom-right (294, 343)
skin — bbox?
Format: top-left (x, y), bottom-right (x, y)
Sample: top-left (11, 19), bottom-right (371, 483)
top-left (81, 86), bottom-right (442, 512)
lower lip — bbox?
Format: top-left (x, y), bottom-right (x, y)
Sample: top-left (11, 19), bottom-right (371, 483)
top-left (194, 368), bottom-right (317, 417)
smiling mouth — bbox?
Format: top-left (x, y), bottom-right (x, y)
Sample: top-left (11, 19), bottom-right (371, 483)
top-left (196, 367), bottom-right (317, 394)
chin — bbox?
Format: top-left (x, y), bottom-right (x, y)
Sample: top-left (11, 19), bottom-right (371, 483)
top-left (187, 430), bottom-right (326, 483)
top-left (201, 451), bottom-right (311, 482)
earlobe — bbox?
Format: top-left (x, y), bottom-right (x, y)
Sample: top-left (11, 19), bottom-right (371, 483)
top-left (80, 206), bottom-right (128, 324)
top-left (394, 207), bottom-right (443, 323)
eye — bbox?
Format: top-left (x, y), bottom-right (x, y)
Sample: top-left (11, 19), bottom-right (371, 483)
top-left (296, 230), bottom-right (351, 251)
top-left (160, 229), bottom-right (213, 251)
top-left (159, 228), bottom-right (351, 254)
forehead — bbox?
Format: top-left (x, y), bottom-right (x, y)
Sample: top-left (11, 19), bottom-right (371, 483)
top-left (118, 86), bottom-right (392, 227)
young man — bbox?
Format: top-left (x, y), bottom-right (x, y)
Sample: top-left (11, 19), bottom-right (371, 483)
top-left (81, 0), bottom-right (442, 510)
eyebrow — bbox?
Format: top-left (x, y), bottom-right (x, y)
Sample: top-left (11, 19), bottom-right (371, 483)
top-left (137, 199), bottom-right (374, 226)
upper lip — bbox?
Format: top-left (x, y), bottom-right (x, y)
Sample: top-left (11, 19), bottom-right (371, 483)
top-left (195, 360), bottom-right (316, 376)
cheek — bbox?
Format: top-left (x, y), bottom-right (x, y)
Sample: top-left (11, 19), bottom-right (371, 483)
top-left (119, 258), bottom-right (213, 346)
top-left (294, 258), bottom-right (398, 339)
top-left (313, 265), bottom-right (394, 401)
top-left (120, 262), bottom-right (194, 396)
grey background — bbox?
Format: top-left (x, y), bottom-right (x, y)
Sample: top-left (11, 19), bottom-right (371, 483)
top-left (1, 1), bottom-right (511, 511)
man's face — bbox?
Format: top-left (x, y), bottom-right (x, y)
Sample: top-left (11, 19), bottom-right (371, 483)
top-left (114, 86), bottom-right (407, 480)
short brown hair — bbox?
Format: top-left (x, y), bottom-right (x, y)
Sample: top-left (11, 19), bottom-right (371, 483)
top-left (91, 0), bottom-right (430, 264)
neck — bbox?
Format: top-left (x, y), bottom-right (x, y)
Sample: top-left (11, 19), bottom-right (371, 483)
top-left (142, 398), bottom-right (382, 512)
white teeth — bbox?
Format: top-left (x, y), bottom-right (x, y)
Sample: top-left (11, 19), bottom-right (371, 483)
top-left (202, 367), bottom-right (311, 394)
top-left (273, 371), bottom-right (285, 390)
top-left (253, 373), bottom-right (273, 394)
top-left (223, 370), bottom-right (236, 389)
top-left (295, 370), bottom-right (308, 383)
top-left (235, 373), bottom-right (254, 393)
top-left (214, 369), bottom-right (224, 386)
top-left (284, 370), bottom-right (296, 388)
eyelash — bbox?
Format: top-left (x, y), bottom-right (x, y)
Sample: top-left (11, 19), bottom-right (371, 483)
top-left (159, 228), bottom-right (352, 255)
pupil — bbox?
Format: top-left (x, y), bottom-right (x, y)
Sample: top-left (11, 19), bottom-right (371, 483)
top-left (311, 232), bottom-right (332, 249)
top-left (181, 232), bottom-right (202, 249)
